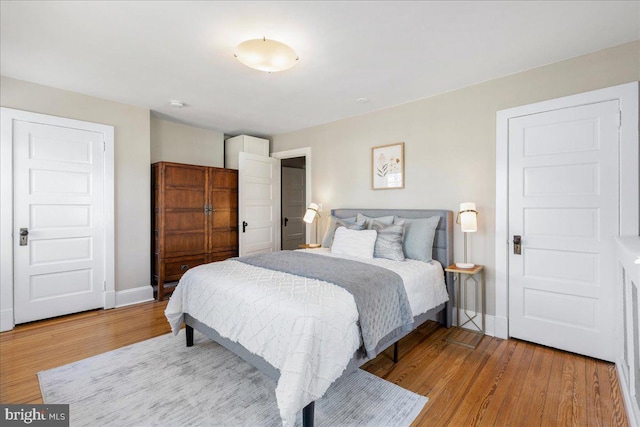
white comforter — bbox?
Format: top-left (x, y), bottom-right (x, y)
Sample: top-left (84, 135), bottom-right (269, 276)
top-left (165, 250), bottom-right (448, 426)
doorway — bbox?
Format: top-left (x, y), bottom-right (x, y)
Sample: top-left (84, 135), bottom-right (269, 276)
top-left (271, 147), bottom-right (313, 249)
top-left (281, 157), bottom-right (306, 250)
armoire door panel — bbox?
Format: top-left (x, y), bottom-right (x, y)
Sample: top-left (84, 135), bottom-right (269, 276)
top-left (164, 232), bottom-right (206, 256)
top-left (164, 165), bottom-right (207, 188)
top-left (212, 211), bottom-right (232, 228)
top-left (164, 211), bottom-right (206, 232)
top-left (164, 189), bottom-right (205, 209)
top-left (212, 170), bottom-right (238, 189)
top-left (210, 230), bottom-right (234, 249)
top-left (211, 191), bottom-right (232, 209)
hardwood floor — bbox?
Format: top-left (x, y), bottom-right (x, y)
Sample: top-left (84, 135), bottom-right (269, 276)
top-left (0, 301), bottom-right (629, 426)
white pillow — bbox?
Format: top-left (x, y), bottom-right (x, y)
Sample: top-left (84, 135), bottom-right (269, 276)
top-left (331, 227), bottom-right (377, 260)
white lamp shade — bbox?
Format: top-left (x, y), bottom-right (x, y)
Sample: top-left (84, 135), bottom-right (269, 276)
top-left (459, 202), bottom-right (478, 232)
top-left (303, 202), bottom-right (319, 224)
top-left (234, 38), bottom-right (298, 73)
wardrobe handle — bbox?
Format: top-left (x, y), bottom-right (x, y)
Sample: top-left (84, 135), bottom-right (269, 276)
top-left (242, 221), bottom-right (248, 233)
top-left (284, 217), bottom-right (289, 227)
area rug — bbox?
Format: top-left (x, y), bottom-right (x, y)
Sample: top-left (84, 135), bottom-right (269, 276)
top-left (38, 329), bottom-right (427, 426)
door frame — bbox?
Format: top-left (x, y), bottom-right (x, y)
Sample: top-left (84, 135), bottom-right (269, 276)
top-left (0, 107), bottom-right (115, 332)
top-left (271, 147), bottom-right (313, 244)
top-left (494, 82), bottom-right (639, 339)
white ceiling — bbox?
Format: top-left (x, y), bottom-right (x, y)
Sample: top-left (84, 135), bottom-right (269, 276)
top-left (1, 1), bottom-right (638, 137)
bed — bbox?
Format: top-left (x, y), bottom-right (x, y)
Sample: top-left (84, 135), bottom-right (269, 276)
top-left (165, 208), bottom-right (454, 426)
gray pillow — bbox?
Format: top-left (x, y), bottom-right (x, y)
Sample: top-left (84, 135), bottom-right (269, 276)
top-left (371, 220), bottom-right (405, 261)
top-left (321, 216), bottom-right (366, 247)
top-left (356, 213), bottom-right (395, 230)
top-left (394, 216), bottom-right (440, 262)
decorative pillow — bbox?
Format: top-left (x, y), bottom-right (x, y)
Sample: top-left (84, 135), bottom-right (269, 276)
top-left (321, 216), bottom-right (366, 248)
top-left (321, 216), bottom-right (355, 247)
top-left (337, 218), bottom-right (366, 230)
top-left (331, 227), bottom-right (377, 260)
top-left (371, 220), bottom-right (405, 261)
top-left (394, 216), bottom-right (440, 262)
top-left (356, 213), bottom-right (395, 230)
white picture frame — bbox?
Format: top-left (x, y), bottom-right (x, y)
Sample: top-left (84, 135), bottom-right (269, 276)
top-left (372, 142), bottom-right (404, 190)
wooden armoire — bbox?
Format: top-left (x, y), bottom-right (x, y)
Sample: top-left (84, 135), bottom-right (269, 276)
top-left (152, 161), bottom-right (238, 300)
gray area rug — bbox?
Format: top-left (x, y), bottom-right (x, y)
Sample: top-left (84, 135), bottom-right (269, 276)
top-left (38, 329), bottom-right (427, 426)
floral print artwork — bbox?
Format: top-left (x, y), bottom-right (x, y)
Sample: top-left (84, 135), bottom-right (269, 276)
top-left (372, 143), bottom-right (404, 189)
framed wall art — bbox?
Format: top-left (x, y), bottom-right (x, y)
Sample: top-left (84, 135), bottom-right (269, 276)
top-left (371, 142), bottom-right (404, 190)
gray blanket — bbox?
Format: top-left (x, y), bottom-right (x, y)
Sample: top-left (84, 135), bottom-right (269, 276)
top-left (235, 251), bottom-right (414, 358)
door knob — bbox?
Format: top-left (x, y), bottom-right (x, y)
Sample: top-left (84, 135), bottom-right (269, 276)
top-left (513, 235), bottom-right (522, 255)
top-left (19, 228), bottom-right (29, 246)
top-left (242, 221), bottom-right (248, 233)
top-left (284, 217), bottom-right (289, 226)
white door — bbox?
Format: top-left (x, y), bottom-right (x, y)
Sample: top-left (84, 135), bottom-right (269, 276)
top-left (13, 121), bottom-right (106, 324)
top-left (239, 152), bottom-right (281, 256)
top-left (508, 100), bottom-right (619, 362)
top-left (281, 167), bottom-right (305, 250)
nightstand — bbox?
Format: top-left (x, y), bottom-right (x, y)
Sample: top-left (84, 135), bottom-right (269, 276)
top-left (298, 243), bottom-right (321, 249)
top-left (445, 264), bottom-right (485, 349)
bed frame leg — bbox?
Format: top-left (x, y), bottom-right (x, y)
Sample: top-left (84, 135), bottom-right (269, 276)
top-left (186, 325), bottom-right (194, 347)
top-left (393, 342), bottom-right (399, 363)
top-left (302, 401), bottom-right (315, 427)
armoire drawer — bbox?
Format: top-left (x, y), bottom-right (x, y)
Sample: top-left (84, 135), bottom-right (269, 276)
top-left (208, 251), bottom-right (238, 263)
top-left (162, 256), bottom-right (207, 281)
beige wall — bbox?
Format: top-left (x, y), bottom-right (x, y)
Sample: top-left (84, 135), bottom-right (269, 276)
top-left (272, 41), bottom-right (640, 316)
top-left (1, 76), bottom-right (151, 292)
top-left (151, 116), bottom-right (224, 167)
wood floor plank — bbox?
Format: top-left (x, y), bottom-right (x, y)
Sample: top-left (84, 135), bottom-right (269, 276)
top-left (606, 362), bottom-right (628, 427)
top-left (470, 339), bottom-right (528, 425)
top-left (0, 301), bottom-right (630, 427)
top-left (510, 343), bottom-right (555, 426)
top-left (557, 351), bottom-right (577, 426)
top-left (540, 346), bottom-right (566, 425)
top-left (585, 356), bottom-right (604, 427)
top-left (494, 340), bottom-right (536, 425)
top-left (445, 338), bottom-right (509, 426)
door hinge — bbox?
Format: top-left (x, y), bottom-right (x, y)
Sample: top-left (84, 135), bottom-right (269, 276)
top-left (618, 111), bottom-right (622, 129)
top-left (103, 141), bottom-right (106, 151)
top-left (103, 280), bottom-right (107, 291)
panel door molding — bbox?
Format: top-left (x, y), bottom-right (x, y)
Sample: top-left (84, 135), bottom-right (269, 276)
top-left (494, 82), bottom-right (639, 344)
top-left (0, 107), bottom-right (115, 331)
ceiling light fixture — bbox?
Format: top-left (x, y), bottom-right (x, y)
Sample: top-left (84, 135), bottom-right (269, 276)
top-left (234, 37), bottom-right (299, 73)
top-left (169, 100), bottom-right (185, 108)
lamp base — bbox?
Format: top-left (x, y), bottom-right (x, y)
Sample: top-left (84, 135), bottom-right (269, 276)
top-left (455, 262), bottom-right (475, 269)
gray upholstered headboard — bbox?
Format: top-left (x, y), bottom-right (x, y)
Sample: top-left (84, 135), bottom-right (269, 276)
top-left (331, 208), bottom-right (454, 327)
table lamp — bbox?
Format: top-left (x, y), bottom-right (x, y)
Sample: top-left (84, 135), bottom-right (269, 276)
top-left (303, 202), bottom-right (321, 247)
top-left (456, 202), bottom-right (478, 268)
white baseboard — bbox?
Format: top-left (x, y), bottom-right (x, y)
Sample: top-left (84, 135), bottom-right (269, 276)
top-left (617, 359), bottom-right (640, 427)
top-left (104, 290), bottom-right (116, 309)
top-left (0, 308), bottom-right (14, 332)
top-left (115, 285), bottom-right (154, 308)
top-left (493, 315), bottom-right (508, 339)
